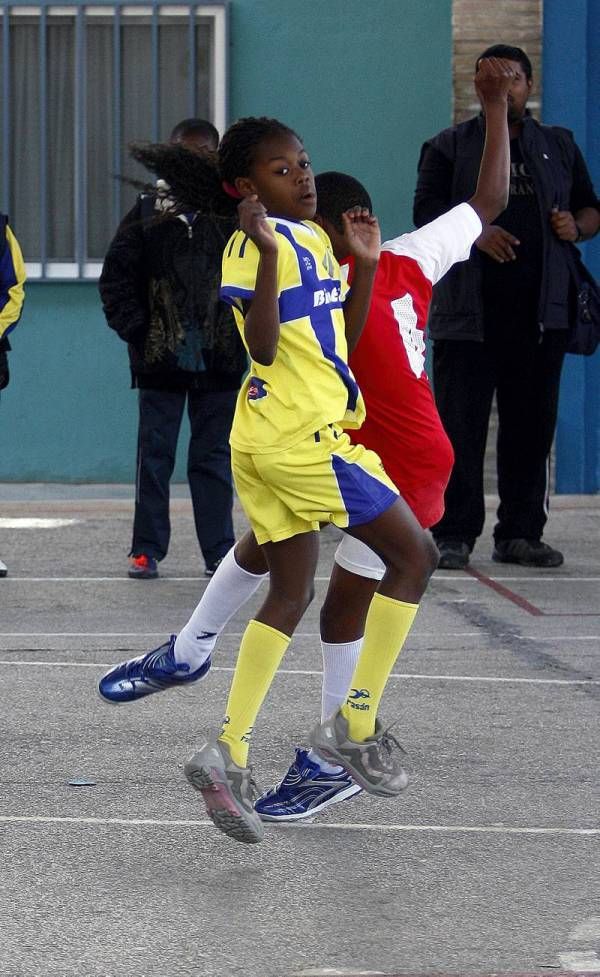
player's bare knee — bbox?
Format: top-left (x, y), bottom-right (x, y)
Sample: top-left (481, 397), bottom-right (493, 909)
top-left (413, 531), bottom-right (439, 583)
top-left (270, 582), bottom-right (314, 620)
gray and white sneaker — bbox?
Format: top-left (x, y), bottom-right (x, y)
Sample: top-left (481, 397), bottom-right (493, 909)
top-left (310, 708), bottom-right (408, 797)
top-left (184, 739), bottom-right (264, 844)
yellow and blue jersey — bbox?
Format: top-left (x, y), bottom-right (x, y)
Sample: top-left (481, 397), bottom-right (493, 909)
top-left (220, 217), bottom-right (365, 454)
top-left (0, 218), bottom-right (26, 340)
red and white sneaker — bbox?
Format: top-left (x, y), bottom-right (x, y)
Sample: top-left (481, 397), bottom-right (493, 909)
top-left (128, 554), bottom-right (159, 579)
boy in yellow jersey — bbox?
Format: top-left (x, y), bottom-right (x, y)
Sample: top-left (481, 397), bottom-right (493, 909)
top-left (98, 61), bottom-right (513, 845)
top-left (180, 116), bottom-right (442, 845)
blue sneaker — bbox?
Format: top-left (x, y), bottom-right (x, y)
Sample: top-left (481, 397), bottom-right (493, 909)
top-left (254, 749), bottom-right (362, 822)
top-left (98, 635), bottom-right (211, 703)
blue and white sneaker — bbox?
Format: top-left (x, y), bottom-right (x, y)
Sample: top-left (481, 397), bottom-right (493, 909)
top-left (254, 749), bottom-right (362, 822)
top-left (98, 634), bottom-right (211, 703)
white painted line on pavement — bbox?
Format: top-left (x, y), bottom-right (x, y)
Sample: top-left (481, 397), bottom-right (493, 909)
top-left (291, 970), bottom-right (385, 976)
top-left (2, 577), bottom-right (206, 582)
top-left (559, 952), bottom-right (600, 971)
top-left (0, 814), bottom-right (598, 836)
top-left (2, 631), bottom-right (599, 643)
top-left (0, 518), bottom-right (81, 529)
top-left (570, 916), bottom-right (600, 940)
top-left (2, 575), bottom-right (599, 583)
top-left (0, 631), bottom-right (478, 638)
top-left (0, 659), bottom-right (599, 686)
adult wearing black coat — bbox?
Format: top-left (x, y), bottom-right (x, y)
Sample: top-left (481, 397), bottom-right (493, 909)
top-left (414, 44), bottom-right (600, 569)
top-left (99, 119), bottom-right (246, 578)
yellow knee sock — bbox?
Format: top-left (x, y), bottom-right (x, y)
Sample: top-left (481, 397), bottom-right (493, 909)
top-left (218, 619), bottom-right (290, 767)
top-left (341, 592), bottom-right (418, 741)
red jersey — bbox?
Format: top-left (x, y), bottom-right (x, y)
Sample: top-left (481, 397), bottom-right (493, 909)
top-left (346, 203), bottom-right (482, 528)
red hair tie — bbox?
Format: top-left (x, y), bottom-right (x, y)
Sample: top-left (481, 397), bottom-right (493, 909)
top-left (222, 180), bottom-right (243, 199)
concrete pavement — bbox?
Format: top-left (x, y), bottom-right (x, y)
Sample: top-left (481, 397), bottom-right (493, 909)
top-left (0, 486), bottom-right (599, 977)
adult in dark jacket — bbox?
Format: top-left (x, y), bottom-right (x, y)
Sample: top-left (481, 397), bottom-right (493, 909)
top-left (414, 44), bottom-right (600, 569)
top-left (99, 119), bottom-right (246, 578)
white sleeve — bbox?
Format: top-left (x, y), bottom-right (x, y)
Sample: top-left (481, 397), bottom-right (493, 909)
top-left (380, 203), bottom-right (482, 286)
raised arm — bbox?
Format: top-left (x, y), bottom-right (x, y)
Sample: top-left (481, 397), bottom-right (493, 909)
top-left (467, 57), bottom-right (514, 224)
top-left (237, 195), bottom-right (280, 367)
top-left (339, 207), bottom-right (381, 353)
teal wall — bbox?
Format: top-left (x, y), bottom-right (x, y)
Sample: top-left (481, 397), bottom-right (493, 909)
top-left (228, 0), bottom-right (453, 242)
top-left (0, 284), bottom-right (141, 481)
top-left (0, 0), bottom-right (452, 482)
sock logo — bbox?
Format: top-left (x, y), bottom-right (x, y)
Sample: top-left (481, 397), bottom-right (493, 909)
top-left (196, 631), bottom-right (217, 641)
top-left (347, 688), bottom-right (371, 711)
top-left (241, 727), bottom-right (253, 744)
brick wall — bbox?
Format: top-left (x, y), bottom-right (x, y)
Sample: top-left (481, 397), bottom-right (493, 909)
top-left (453, 0), bottom-right (543, 123)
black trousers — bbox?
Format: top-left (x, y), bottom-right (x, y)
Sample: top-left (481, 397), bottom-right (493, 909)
top-left (131, 387), bottom-right (237, 566)
top-left (431, 327), bottom-right (568, 548)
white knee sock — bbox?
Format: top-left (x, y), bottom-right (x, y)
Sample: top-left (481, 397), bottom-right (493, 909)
top-left (308, 637), bottom-right (363, 773)
top-left (174, 546), bottom-right (268, 670)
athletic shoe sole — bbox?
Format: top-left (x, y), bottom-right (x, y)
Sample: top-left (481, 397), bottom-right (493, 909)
top-left (184, 754), bottom-right (264, 844)
top-left (257, 782), bottom-right (362, 822)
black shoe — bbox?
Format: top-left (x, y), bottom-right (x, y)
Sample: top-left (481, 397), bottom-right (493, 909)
top-left (204, 557), bottom-right (223, 578)
top-left (436, 540), bottom-right (470, 570)
top-left (492, 538), bottom-right (564, 567)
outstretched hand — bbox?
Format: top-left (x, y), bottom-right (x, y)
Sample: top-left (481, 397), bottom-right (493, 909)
top-left (340, 207), bottom-right (381, 264)
top-left (238, 195), bottom-right (277, 254)
top-left (474, 56), bottom-right (516, 102)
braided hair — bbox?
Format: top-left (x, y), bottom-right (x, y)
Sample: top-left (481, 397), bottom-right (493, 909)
top-left (128, 116), bottom-right (301, 217)
top-left (218, 116), bottom-right (301, 186)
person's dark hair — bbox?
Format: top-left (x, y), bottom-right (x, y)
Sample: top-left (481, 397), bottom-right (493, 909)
top-left (219, 116), bottom-right (300, 186)
top-left (128, 116), bottom-right (301, 218)
top-left (169, 117), bottom-right (219, 148)
top-left (315, 172), bottom-right (372, 232)
top-left (477, 44), bottom-right (532, 80)
top-left (129, 142), bottom-right (237, 218)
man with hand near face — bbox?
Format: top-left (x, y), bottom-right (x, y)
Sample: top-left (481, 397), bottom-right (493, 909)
top-left (414, 44), bottom-right (600, 570)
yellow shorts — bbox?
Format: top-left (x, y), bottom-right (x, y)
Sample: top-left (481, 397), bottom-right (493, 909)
top-left (232, 423), bottom-right (399, 545)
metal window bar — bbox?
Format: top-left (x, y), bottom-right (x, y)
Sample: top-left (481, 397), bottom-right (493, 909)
top-left (2, 6), bottom-right (10, 211)
top-left (39, 6), bottom-right (47, 277)
top-left (1, 1), bottom-right (228, 281)
top-left (75, 5), bottom-right (86, 277)
top-left (112, 4), bottom-right (122, 230)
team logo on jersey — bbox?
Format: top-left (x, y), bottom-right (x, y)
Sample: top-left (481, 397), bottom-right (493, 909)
top-left (314, 285), bottom-right (341, 307)
top-left (347, 688), bottom-right (371, 711)
top-left (302, 255), bottom-right (313, 271)
top-left (248, 376), bottom-right (268, 400)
